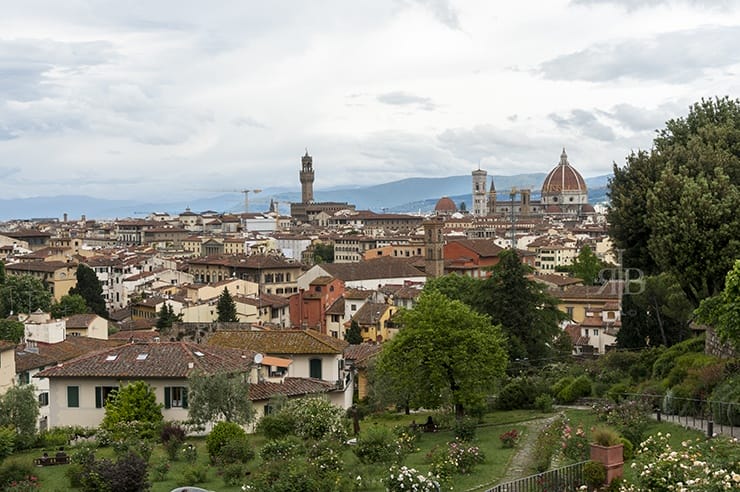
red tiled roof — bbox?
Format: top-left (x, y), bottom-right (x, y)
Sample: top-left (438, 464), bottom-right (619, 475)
top-left (207, 329), bottom-right (348, 355)
top-left (320, 257), bottom-right (424, 282)
top-left (16, 337), bottom-right (126, 372)
top-left (249, 377), bottom-right (336, 401)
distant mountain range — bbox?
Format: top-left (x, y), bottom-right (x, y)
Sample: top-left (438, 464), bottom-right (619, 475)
top-left (0, 173), bottom-right (611, 221)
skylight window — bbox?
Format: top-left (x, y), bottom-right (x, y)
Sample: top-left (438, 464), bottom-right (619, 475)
top-left (136, 353), bottom-right (148, 361)
top-left (194, 351), bottom-right (205, 357)
top-left (105, 354), bottom-right (118, 361)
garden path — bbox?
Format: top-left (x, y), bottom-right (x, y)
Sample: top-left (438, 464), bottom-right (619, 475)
top-left (495, 412), bottom-right (565, 485)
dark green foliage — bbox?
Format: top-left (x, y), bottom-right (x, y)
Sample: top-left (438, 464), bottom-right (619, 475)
top-left (424, 273), bottom-right (482, 309)
top-left (0, 385), bottom-right (39, 449)
top-left (696, 260), bottom-right (740, 349)
top-left (0, 460), bottom-right (34, 488)
top-left (710, 375), bottom-right (740, 425)
top-left (180, 464), bottom-right (208, 486)
top-left (80, 452), bottom-right (150, 492)
top-left (354, 426), bottom-right (401, 464)
top-left (312, 243), bottom-right (334, 264)
top-left (70, 264), bottom-right (108, 318)
top-left (222, 463), bottom-right (249, 486)
top-left (217, 435), bottom-right (255, 465)
top-left (551, 376), bottom-right (574, 399)
top-left (0, 428), bottom-right (15, 464)
top-left (652, 336), bottom-right (705, 379)
top-left (259, 436), bottom-right (304, 463)
top-left (50, 293), bottom-right (89, 318)
top-left (0, 275), bottom-right (52, 317)
top-left (606, 382), bottom-right (631, 403)
top-left (497, 377), bottom-right (549, 410)
top-left (557, 375), bottom-right (592, 403)
top-left (216, 287), bottom-right (238, 322)
top-left (534, 394), bottom-right (554, 413)
top-left (206, 421), bottom-right (247, 462)
top-left (344, 319), bottom-right (363, 344)
top-left (570, 245), bottom-right (604, 285)
top-left (0, 261), bottom-right (5, 284)
top-left (187, 370), bottom-right (254, 425)
top-left (100, 381), bottom-right (163, 440)
top-left (453, 416), bottom-right (477, 441)
top-left (583, 461), bottom-right (607, 490)
top-left (160, 422), bottom-right (186, 460)
top-left (257, 412), bottom-right (297, 439)
top-left (620, 437), bottom-right (634, 461)
top-left (0, 319), bottom-right (24, 344)
top-left (155, 303), bottom-right (182, 333)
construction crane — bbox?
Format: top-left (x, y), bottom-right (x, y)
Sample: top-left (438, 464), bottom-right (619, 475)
top-left (194, 188), bottom-right (262, 213)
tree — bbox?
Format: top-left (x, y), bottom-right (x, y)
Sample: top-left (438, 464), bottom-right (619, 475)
top-left (100, 381), bottom-right (163, 440)
top-left (156, 303), bottom-right (182, 333)
top-left (50, 293), bottom-right (89, 319)
top-left (617, 273), bottom-right (693, 349)
top-left (570, 245), bottom-right (604, 285)
top-left (696, 260), bottom-right (740, 350)
top-left (216, 287), bottom-right (238, 322)
top-left (0, 261), bottom-right (5, 284)
top-left (608, 97), bottom-right (740, 304)
top-left (0, 274), bottom-right (52, 317)
top-left (344, 319), bottom-right (363, 344)
top-left (0, 319), bottom-right (24, 343)
top-left (0, 385), bottom-right (39, 449)
top-left (477, 250), bottom-right (566, 362)
top-left (187, 371), bottom-right (254, 426)
top-left (424, 273), bottom-right (482, 309)
top-left (313, 243), bottom-right (334, 264)
top-left (374, 290), bottom-right (508, 417)
top-left (69, 264), bottom-right (108, 318)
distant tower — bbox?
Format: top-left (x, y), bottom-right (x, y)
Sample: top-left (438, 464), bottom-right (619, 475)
top-left (423, 216), bottom-right (445, 278)
top-left (300, 150), bottom-right (315, 204)
top-left (487, 176), bottom-right (497, 215)
top-left (472, 168), bottom-right (488, 216)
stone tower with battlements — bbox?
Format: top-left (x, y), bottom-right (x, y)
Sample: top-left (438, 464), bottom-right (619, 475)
top-left (300, 150), bottom-right (315, 204)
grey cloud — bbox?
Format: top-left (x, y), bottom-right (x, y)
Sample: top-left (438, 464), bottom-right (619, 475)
top-left (597, 102), bottom-right (686, 132)
top-left (377, 91), bottom-right (436, 111)
top-left (409, 0), bottom-right (461, 30)
top-left (549, 109), bottom-right (616, 141)
top-left (539, 26), bottom-right (740, 82)
top-left (571, 0), bottom-right (733, 10)
top-left (233, 116), bottom-right (267, 129)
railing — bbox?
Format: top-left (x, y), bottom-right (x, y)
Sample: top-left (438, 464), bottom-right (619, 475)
top-left (485, 461), bottom-right (587, 492)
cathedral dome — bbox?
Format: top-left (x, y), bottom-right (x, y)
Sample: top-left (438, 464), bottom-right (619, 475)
top-left (434, 196), bottom-right (457, 214)
top-left (541, 149), bottom-right (587, 195)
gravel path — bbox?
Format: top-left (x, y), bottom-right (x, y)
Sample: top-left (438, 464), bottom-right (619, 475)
top-left (496, 412), bottom-right (564, 485)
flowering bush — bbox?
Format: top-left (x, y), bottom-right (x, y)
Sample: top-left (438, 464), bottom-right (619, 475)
top-left (428, 439), bottom-right (485, 481)
top-left (4, 476), bottom-right (39, 491)
top-left (386, 465), bottom-right (439, 492)
top-left (499, 429), bottom-right (520, 448)
top-left (561, 421), bottom-right (588, 461)
top-left (593, 399), bottom-right (650, 447)
top-left (394, 426), bottom-right (420, 454)
top-left (283, 397), bottom-right (348, 441)
top-left (621, 432), bottom-right (740, 492)
top-left (182, 443), bottom-right (198, 464)
top-left (354, 426), bottom-right (403, 464)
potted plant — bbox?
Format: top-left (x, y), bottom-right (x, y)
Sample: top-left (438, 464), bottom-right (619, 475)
top-left (589, 426), bottom-right (623, 484)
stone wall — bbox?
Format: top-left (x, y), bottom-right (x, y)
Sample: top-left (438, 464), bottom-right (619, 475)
top-left (704, 326), bottom-right (737, 359)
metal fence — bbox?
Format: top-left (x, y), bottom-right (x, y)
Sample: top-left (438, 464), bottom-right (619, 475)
top-left (484, 461), bottom-right (587, 492)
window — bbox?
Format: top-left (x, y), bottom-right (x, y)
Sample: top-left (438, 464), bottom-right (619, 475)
top-left (566, 307), bottom-right (574, 319)
top-left (19, 372), bottom-right (29, 385)
top-left (593, 329), bottom-right (599, 336)
top-left (38, 392), bottom-right (49, 406)
top-left (95, 386), bottom-right (118, 408)
top-left (331, 314), bottom-right (340, 323)
top-left (351, 304), bottom-right (357, 311)
top-left (264, 404), bottom-right (274, 415)
top-left (67, 386), bottom-right (79, 408)
top-left (309, 358), bottom-right (322, 379)
top-left (164, 387), bottom-right (188, 409)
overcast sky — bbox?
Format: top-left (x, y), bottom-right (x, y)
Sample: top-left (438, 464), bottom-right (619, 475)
top-left (1, 0), bottom-right (739, 201)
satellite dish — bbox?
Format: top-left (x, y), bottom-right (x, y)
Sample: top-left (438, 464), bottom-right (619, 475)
top-left (254, 353), bottom-right (264, 364)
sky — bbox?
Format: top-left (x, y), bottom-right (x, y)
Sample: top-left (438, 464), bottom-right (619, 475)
top-left (1, 0), bottom-right (739, 202)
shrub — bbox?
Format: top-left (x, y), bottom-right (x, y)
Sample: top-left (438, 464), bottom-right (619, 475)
top-left (36, 427), bottom-right (72, 448)
top-left (222, 463), bottom-right (247, 487)
top-left (558, 375), bottom-right (592, 403)
top-left (217, 435), bottom-right (255, 465)
top-left (150, 457), bottom-right (170, 482)
top-left (582, 460), bottom-right (606, 490)
top-left (428, 439), bottom-right (484, 480)
top-left (534, 394), bottom-right (554, 413)
top-left (561, 421), bottom-right (588, 461)
top-left (393, 425), bottom-right (420, 454)
top-left (497, 377), bottom-right (547, 410)
top-left (206, 421), bottom-right (247, 462)
top-left (180, 464), bottom-right (208, 486)
top-left (0, 427), bottom-right (15, 463)
top-left (499, 429), bottom-right (519, 448)
top-left (79, 452), bottom-right (150, 492)
top-left (598, 398), bottom-right (650, 447)
top-left (532, 415), bottom-right (565, 472)
top-left (551, 376), bottom-right (574, 399)
top-left (453, 416), bottom-right (477, 441)
top-left (0, 461), bottom-right (35, 488)
top-left (256, 412), bottom-right (296, 439)
top-left (354, 426), bottom-right (402, 465)
top-left (260, 436), bottom-right (304, 463)
top-left (652, 336), bottom-right (705, 379)
top-left (606, 382), bottom-right (631, 403)
top-left (160, 421), bottom-right (186, 445)
top-left (428, 410), bottom-right (455, 431)
top-left (591, 426), bottom-right (620, 446)
top-left (710, 374), bottom-right (740, 425)
top-left (182, 443), bottom-right (198, 464)
top-left (283, 397), bottom-right (348, 441)
top-left (306, 439), bottom-right (345, 479)
top-left (619, 437), bottom-right (634, 461)
top-left (386, 465), bottom-right (439, 492)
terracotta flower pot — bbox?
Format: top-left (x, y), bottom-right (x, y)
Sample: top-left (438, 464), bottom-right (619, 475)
top-left (589, 443), bottom-right (623, 484)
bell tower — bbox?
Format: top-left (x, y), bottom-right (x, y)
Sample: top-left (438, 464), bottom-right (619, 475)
top-left (423, 216), bottom-right (445, 278)
top-left (300, 150), bottom-right (315, 204)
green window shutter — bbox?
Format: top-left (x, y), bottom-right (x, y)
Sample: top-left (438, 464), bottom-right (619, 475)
top-left (182, 388), bottom-right (188, 409)
top-left (95, 387), bottom-right (102, 408)
top-left (310, 358), bottom-right (322, 379)
top-left (67, 386), bottom-right (79, 408)
top-left (164, 387), bottom-right (171, 409)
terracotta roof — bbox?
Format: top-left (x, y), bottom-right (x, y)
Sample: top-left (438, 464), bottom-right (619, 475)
top-left (344, 343), bottom-right (381, 368)
top-left (541, 149), bottom-right (587, 194)
top-left (310, 276), bottom-right (335, 286)
top-left (6, 261), bottom-right (71, 273)
top-left (325, 297), bottom-right (345, 315)
top-left (320, 257), bottom-right (424, 282)
top-left (447, 239), bottom-right (504, 258)
top-left (65, 314), bottom-right (103, 328)
top-left (207, 329), bottom-right (348, 355)
top-left (261, 356), bottom-right (292, 368)
top-left (553, 281), bottom-right (623, 301)
top-left (344, 289), bottom-right (373, 300)
top-left (434, 196), bottom-right (457, 213)
top-left (35, 342), bottom-right (256, 379)
top-left (352, 302), bottom-right (392, 326)
top-left (249, 377), bottom-right (336, 401)
top-left (530, 274), bottom-right (584, 287)
top-left (16, 337), bottom-right (126, 373)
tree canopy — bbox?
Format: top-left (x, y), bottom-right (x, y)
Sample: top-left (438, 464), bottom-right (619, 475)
top-left (0, 320), bottom-right (24, 344)
top-left (0, 275), bottom-right (53, 317)
top-left (696, 260), bottom-right (740, 350)
top-left (608, 97), bottom-right (740, 304)
top-left (0, 385), bottom-right (39, 449)
top-left (373, 290), bottom-right (508, 417)
top-left (344, 319), bottom-right (363, 344)
top-left (187, 371), bottom-right (254, 426)
top-left (50, 293), bottom-right (89, 319)
top-left (101, 381), bottom-right (163, 440)
top-left (69, 264), bottom-right (108, 318)
top-left (216, 287), bottom-right (238, 322)
top-left (313, 243), bottom-right (334, 264)
top-left (570, 245), bottom-right (604, 286)
top-left (156, 303), bottom-right (182, 333)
